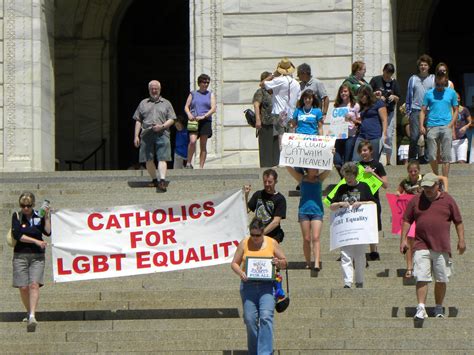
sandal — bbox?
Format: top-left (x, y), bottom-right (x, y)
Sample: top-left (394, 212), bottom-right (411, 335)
top-left (405, 269), bottom-right (413, 278)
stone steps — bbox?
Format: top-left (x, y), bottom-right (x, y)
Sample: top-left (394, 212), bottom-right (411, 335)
top-left (1, 166), bottom-right (473, 353)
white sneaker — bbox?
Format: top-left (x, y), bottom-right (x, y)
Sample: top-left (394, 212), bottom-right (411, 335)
top-left (27, 316), bottom-right (38, 332)
top-left (434, 306), bottom-right (445, 318)
top-left (414, 305), bottom-right (428, 320)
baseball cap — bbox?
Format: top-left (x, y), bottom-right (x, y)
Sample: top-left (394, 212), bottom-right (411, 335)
top-left (420, 173), bottom-right (438, 187)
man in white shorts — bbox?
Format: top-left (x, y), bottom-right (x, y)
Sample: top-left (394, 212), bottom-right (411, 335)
top-left (400, 173), bottom-right (466, 320)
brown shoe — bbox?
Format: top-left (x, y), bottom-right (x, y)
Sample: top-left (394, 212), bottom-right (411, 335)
top-left (157, 179), bottom-right (167, 193)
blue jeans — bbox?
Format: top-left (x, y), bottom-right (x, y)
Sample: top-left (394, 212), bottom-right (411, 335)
top-left (334, 136), bottom-right (357, 167)
top-left (240, 281), bottom-right (275, 355)
top-left (352, 137), bottom-right (382, 162)
top-left (383, 110), bottom-right (395, 162)
top-left (408, 110), bottom-right (421, 160)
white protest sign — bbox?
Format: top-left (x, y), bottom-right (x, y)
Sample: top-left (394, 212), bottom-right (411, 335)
top-left (279, 133), bottom-right (336, 170)
top-left (329, 203), bottom-right (378, 251)
top-left (51, 190), bottom-right (247, 282)
top-left (324, 107), bottom-right (350, 139)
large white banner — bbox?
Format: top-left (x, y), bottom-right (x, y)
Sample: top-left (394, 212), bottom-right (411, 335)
top-left (329, 203), bottom-right (378, 251)
top-left (279, 133), bottom-right (336, 170)
top-left (51, 190), bottom-right (247, 282)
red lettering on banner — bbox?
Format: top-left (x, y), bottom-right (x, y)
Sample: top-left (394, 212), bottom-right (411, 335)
top-left (88, 213), bottom-right (104, 230)
top-left (136, 251), bottom-right (151, 268)
top-left (73, 256), bottom-right (90, 274)
top-left (233, 240), bottom-right (239, 247)
top-left (57, 258), bottom-right (72, 275)
top-left (106, 215), bottom-right (121, 230)
top-left (110, 254), bottom-right (126, 271)
top-left (200, 246), bottom-right (212, 261)
top-left (145, 231), bottom-right (160, 246)
top-left (162, 229), bottom-right (176, 244)
top-left (202, 201), bottom-right (215, 217)
top-left (181, 205), bottom-right (188, 221)
top-left (188, 204), bottom-right (202, 219)
top-left (118, 213), bottom-right (133, 228)
top-left (219, 241), bottom-right (233, 257)
top-left (153, 252), bottom-right (168, 267)
top-left (185, 248), bottom-right (199, 263)
top-left (93, 255), bottom-right (109, 272)
top-left (170, 249), bottom-right (184, 264)
top-left (213, 243), bottom-right (218, 258)
top-left (135, 211), bottom-right (150, 227)
top-left (168, 207), bottom-right (180, 223)
top-left (130, 231), bottom-right (143, 248)
top-left (152, 209), bottom-right (166, 224)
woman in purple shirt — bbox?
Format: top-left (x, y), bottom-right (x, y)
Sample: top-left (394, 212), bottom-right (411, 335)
top-left (184, 74), bottom-right (217, 169)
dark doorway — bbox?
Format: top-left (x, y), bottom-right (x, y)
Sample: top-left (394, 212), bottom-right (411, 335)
top-left (117, 1), bottom-right (190, 169)
top-left (428, 0), bottom-right (474, 103)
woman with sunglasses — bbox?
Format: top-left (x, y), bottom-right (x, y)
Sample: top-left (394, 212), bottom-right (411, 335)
top-left (231, 217), bottom-right (287, 355)
top-left (11, 192), bottom-right (51, 332)
top-left (184, 73), bottom-right (216, 169)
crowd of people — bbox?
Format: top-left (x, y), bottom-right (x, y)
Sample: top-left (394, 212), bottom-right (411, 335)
top-left (10, 56), bottom-right (468, 354)
top-left (233, 54), bottom-right (469, 354)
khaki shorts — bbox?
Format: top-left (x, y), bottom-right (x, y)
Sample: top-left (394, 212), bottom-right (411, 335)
top-left (12, 253), bottom-right (45, 287)
top-left (413, 249), bottom-right (451, 283)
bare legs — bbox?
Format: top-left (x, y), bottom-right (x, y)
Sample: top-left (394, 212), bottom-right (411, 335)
top-left (19, 283), bottom-right (40, 317)
top-left (187, 134), bottom-right (209, 168)
top-left (300, 220), bottom-right (323, 269)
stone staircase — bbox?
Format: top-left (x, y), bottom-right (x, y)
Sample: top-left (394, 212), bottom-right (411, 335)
top-left (1, 165), bottom-right (473, 354)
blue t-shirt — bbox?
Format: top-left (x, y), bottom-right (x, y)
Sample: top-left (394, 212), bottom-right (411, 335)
top-left (298, 180), bottom-right (324, 216)
top-left (423, 87), bottom-right (458, 127)
top-left (175, 128), bottom-right (189, 158)
top-left (293, 107), bottom-right (323, 135)
top-left (359, 100), bottom-right (385, 140)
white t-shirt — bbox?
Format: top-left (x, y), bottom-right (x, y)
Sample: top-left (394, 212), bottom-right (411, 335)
top-left (264, 75), bottom-right (301, 115)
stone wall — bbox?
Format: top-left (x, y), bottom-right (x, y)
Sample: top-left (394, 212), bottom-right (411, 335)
top-left (207, 0), bottom-right (395, 167)
top-left (1, 0), bottom-right (55, 172)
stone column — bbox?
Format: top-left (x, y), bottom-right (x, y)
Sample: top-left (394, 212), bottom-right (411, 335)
top-left (1, 0), bottom-right (55, 172)
top-left (189, 0), bottom-right (223, 167)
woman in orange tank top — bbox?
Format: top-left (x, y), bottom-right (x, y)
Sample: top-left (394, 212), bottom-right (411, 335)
top-left (231, 218), bottom-right (287, 355)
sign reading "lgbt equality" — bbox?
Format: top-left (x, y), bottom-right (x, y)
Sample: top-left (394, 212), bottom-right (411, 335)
top-left (51, 190), bottom-right (247, 282)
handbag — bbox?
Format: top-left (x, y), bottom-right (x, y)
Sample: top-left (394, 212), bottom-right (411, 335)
top-left (187, 120), bottom-right (199, 132)
top-left (6, 212), bottom-right (19, 248)
top-left (244, 109), bottom-right (256, 128)
top-left (275, 268), bottom-right (290, 313)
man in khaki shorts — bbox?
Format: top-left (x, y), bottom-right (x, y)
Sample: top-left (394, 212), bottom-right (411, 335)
top-left (400, 173), bottom-right (466, 320)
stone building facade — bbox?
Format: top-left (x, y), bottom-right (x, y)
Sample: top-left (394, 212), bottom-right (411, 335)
top-left (0, 0), bottom-right (457, 172)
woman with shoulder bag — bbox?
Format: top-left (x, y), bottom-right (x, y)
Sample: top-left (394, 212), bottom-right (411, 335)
top-left (184, 73), bottom-right (216, 169)
top-left (253, 71), bottom-right (279, 167)
top-left (11, 192), bottom-right (51, 332)
top-left (231, 217), bottom-right (287, 355)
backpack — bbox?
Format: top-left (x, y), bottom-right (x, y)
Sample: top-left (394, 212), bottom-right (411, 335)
top-left (244, 109), bottom-right (256, 128)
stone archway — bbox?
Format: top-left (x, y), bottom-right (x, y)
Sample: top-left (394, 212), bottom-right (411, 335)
top-left (55, 0), bottom-right (132, 170)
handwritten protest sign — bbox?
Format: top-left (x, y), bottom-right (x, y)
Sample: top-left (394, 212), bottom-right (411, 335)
top-left (279, 133), bottom-right (336, 170)
top-left (324, 164), bottom-right (383, 206)
top-left (386, 193), bottom-right (416, 237)
top-left (329, 203), bottom-right (378, 251)
top-left (324, 107), bottom-right (350, 139)
top-left (51, 190), bottom-right (247, 282)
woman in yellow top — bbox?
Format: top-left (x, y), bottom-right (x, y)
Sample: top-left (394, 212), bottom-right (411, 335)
top-left (231, 218), bottom-right (287, 355)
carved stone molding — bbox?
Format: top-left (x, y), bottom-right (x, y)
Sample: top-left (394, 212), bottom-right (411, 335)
top-left (353, 0), bottom-right (365, 61)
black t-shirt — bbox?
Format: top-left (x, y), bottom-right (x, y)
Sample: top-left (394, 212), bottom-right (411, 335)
top-left (332, 182), bottom-right (375, 204)
top-left (248, 190), bottom-right (286, 237)
top-left (357, 160), bottom-right (386, 201)
top-left (369, 75), bottom-right (400, 112)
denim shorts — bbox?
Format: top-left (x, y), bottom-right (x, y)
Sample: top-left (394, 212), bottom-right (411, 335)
top-left (298, 213), bottom-right (323, 222)
top-left (139, 132), bottom-right (171, 163)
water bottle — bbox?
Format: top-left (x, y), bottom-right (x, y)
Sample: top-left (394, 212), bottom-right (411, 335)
top-left (38, 200), bottom-right (50, 218)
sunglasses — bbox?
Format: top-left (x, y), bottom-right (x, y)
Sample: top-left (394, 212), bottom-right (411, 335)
top-left (20, 204), bottom-right (32, 208)
top-left (200, 81), bottom-right (210, 84)
top-left (250, 233), bottom-right (263, 238)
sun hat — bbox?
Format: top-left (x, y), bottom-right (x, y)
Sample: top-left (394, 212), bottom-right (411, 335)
top-left (276, 58), bottom-right (295, 75)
